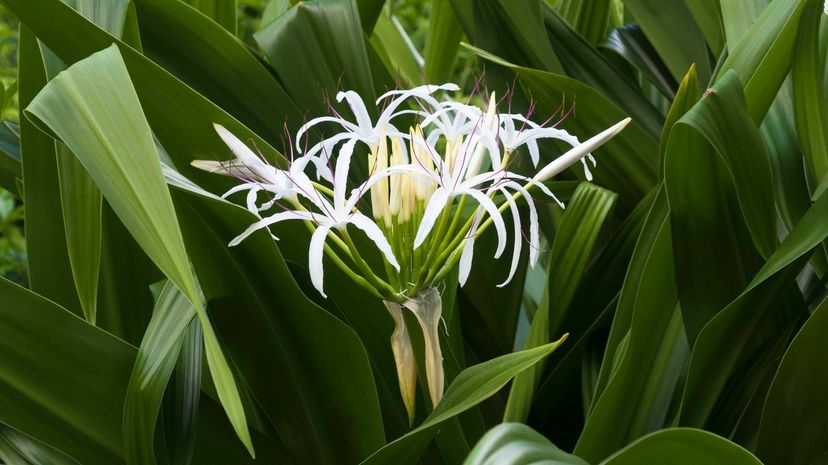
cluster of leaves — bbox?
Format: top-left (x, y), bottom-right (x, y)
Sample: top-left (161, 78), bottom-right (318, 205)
top-left (0, 0), bottom-right (824, 465)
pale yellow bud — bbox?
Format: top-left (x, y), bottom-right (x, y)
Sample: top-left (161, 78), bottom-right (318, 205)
top-left (389, 136), bottom-right (405, 217)
top-left (410, 126), bottom-right (436, 200)
top-left (370, 138), bottom-right (391, 226)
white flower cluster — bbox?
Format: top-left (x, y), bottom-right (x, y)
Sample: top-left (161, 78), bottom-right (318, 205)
top-left (194, 84), bottom-right (629, 301)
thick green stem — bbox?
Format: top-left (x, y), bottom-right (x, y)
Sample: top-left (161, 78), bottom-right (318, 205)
top-left (340, 227), bottom-right (399, 298)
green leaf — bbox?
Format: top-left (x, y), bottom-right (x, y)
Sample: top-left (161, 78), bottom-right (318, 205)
top-left (171, 186), bottom-right (387, 464)
top-left (659, 64), bottom-right (699, 166)
top-left (603, 24), bottom-right (678, 100)
top-left (665, 71), bottom-right (777, 342)
top-left (504, 182), bottom-right (617, 422)
top-left (598, 428), bottom-right (762, 465)
top-left (464, 423), bottom-right (588, 465)
top-left (542, 7), bottom-right (666, 137)
top-left (679, 190), bottom-right (828, 432)
top-left (123, 281), bottom-right (197, 465)
top-left (18, 25), bottom-right (82, 316)
top-left (132, 0), bottom-right (303, 143)
top-left (717, 0), bottom-right (808, 122)
top-left (792, 0), bottom-right (828, 192)
top-left (181, 0), bottom-right (237, 33)
top-left (683, 0), bottom-right (725, 55)
top-left (25, 45), bottom-right (253, 456)
top-left (360, 341), bottom-right (566, 465)
top-left (370, 13), bottom-right (423, 87)
top-left (255, 0), bottom-right (376, 119)
top-left (466, 45), bottom-right (658, 207)
top-left (0, 425), bottom-right (79, 465)
top-left (424, 0), bottom-right (463, 83)
top-left (0, 121), bottom-right (21, 194)
top-left (554, 0), bottom-right (612, 45)
top-left (575, 185), bottom-right (687, 463)
top-left (619, 0), bottom-right (712, 83)
top-left (0, 277), bottom-right (134, 465)
top-left (756, 297), bottom-right (828, 465)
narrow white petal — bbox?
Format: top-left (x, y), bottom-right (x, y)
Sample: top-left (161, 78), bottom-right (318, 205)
top-left (496, 188), bottom-right (522, 288)
top-left (414, 187), bottom-right (451, 249)
top-left (295, 116), bottom-right (360, 153)
top-left (337, 90), bottom-right (374, 132)
top-left (505, 181), bottom-right (540, 267)
top-left (461, 188), bottom-right (508, 258)
top-left (458, 235), bottom-right (475, 286)
top-left (348, 213), bottom-right (401, 270)
top-left (228, 210), bottom-right (314, 247)
top-left (333, 138), bottom-right (358, 207)
top-left (308, 225), bottom-right (332, 298)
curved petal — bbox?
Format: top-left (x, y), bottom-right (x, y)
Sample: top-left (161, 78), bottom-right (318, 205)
top-left (348, 213), bottom-right (401, 271)
top-left (228, 210), bottom-right (314, 247)
top-left (458, 234), bottom-right (475, 286)
top-left (504, 181), bottom-right (540, 267)
top-left (496, 187), bottom-right (522, 288)
top-left (295, 116), bottom-right (360, 153)
top-left (414, 187), bottom-right (451, 249)
top-left (213, 124), bottom-right (274, 182)
top-left (308, 224), bottom-right (332, 298)
top-left (337, 90), bottom-right (373, 133)
top-left (333, 138), bottom-right (358, 207)
top-left (461, 188), bottom-right (508, 258)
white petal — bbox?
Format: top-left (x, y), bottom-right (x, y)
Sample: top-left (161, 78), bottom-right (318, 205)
top-left (213, 124), bottom-right (272, 181)
top-left (228, 210), bottom-right (314, 247)
top-left (414, 187), bottom-right (451, 249)
top-left (505, 181), bottom-right (540, 267)
top-left (295, 116), bottom-right (360, 153)
top-left (348, 213), bottom-right (401, 271)
top-left (461, 188), bottom-right (508, 258)
top-left (496, 188), bottom-right (522, 288)
top-left (308, 225), bottom-right (332, 298)
top-left (458, 235), bottom-right (475, 286)
top-left (337, 90), bottom-right (374, 132)
top-left (333, 138), bottom-right (358, 207)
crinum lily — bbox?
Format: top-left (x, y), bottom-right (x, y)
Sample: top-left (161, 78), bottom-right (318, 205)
top-left (193, 83), bottom-right (630, 424)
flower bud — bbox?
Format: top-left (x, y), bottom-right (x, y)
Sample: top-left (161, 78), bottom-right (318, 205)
top-left (370, 138), bottom-right (391, 226)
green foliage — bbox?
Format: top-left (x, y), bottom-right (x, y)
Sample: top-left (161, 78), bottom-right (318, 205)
top-left (0, 0), bottom-right (825, 464)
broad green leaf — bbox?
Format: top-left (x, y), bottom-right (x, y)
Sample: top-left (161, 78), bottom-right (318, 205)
top-left (467, 45), bottom-right (658, 206)
top-left (504, 182), bottom-right (617, 422)
top-left (542, 7), bottom-right (666, 137)
top-left (599, 428), bottom-right (762, 465)
top-left (123, 281), bottom-right (197, 465)
top-left (165, 318), bottom-right (202, 465)
top-left (25, 45), bottom-right (253, 456)
top-left (170, 185), bottom-right (386, 464)
top-left (0, 277), bottom-right (134, 464)
top-left (360, 341), bottom-right (566, 465)
top-left (792, 0), bottom-right (828, 191)
top-left (424, 0), bottom-right (463, 83)
top-left (575, 186), bottom-right (687, 463)
top-left (717, 0), bottom-right (807, 122)
top-left (464, 423), bottom-right (588, 465)
top-left (182, 0), bottom-right (237, 33)
top-left (665, 71), bottom-right (777, 342)
top-left (0, 277), bottom-right (290, 464)
top-left (679, 190), bottom-right (828, 432)
top-left (0, 425), bottom-right (79, 465)
top-left (554, 0), bottom-right (612, 45)
top-left (659, 64), bottom-right (699, 165)
top-left (720, 0), bottom-right (769, 44)
top-left (56, 145), bottom-right (101, 324)
top-left (603, 24), bottom-right (678, 100)
top-left (370, 13), bottom-right (423, 87)
top-left (18, 25), bottom-right (82, 316)
top-left (132, 0), bottom-right (303, 143)
top-left (756, 297), bottom-right (828, 465)
top-left (619, 0), bottom-right (711, 83)
top-left (42, 0), bottom-right (134, 326)
top-left (683, 0), bottom-right (725, 55)
top-left (255, 0), bottom-right (376, 119)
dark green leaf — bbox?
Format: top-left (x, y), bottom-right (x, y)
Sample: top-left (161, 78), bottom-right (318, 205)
top-left (464, 423), bottom-right (588, 465)
top-left (598, 428), bottom-right (762, 465)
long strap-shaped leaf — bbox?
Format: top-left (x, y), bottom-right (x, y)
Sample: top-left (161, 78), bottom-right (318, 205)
top-left (25, 45), bottom-right (254, 457)
top-left (123, 280), bottom-right (197, 465)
